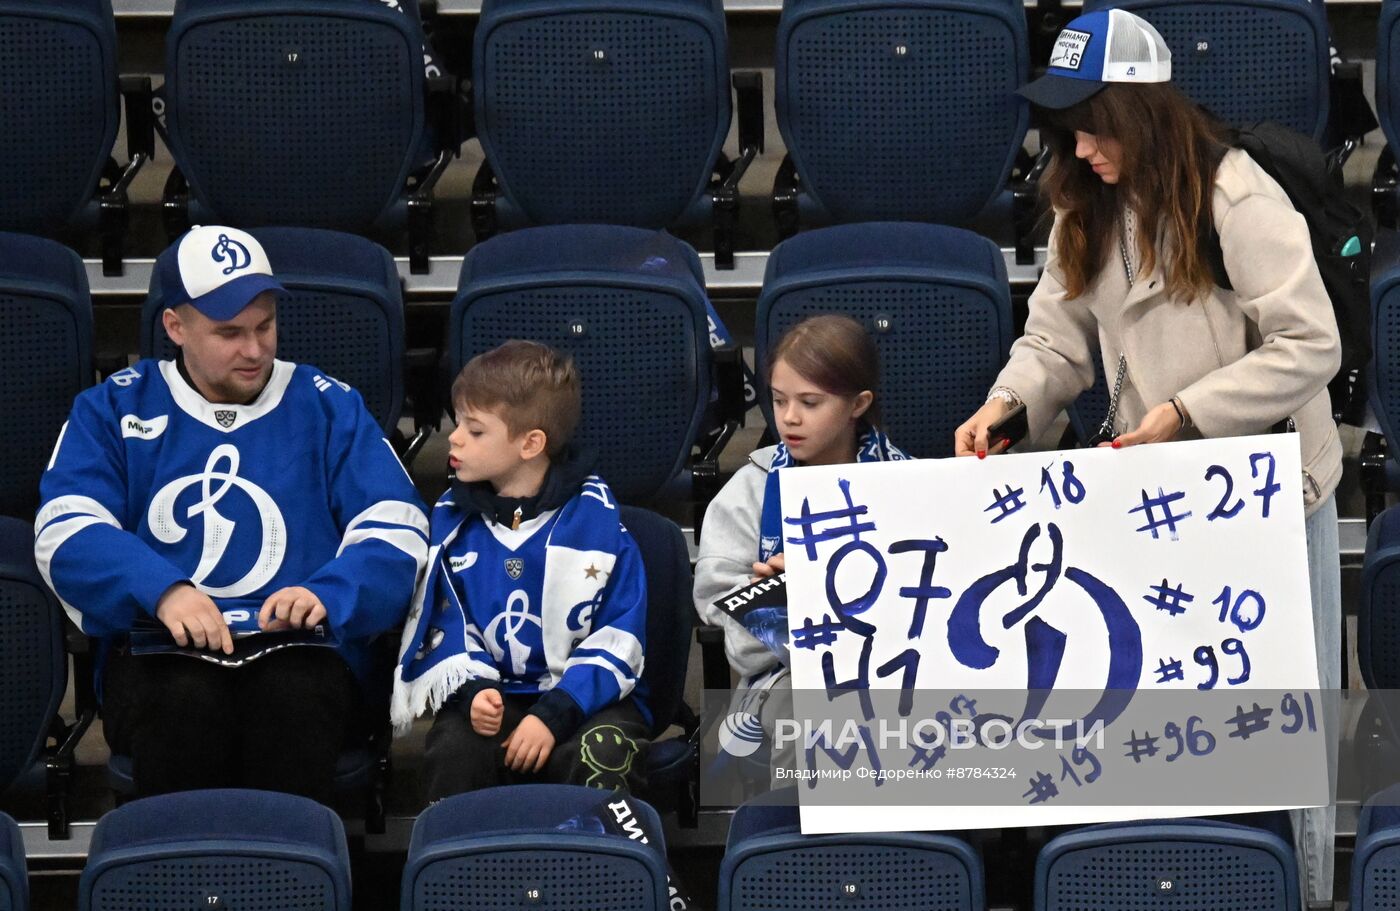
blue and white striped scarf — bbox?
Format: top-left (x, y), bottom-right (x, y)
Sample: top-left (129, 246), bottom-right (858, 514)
top-left (757, 427), bottom-right (909, 562)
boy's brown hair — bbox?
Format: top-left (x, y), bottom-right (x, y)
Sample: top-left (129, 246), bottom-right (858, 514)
top-left (452, 340), bottom-right (581, 457)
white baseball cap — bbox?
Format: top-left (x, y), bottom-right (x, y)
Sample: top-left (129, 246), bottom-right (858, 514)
top-left (1018, 9), bottom-right (1173, 110)
top-left (156, 225), bottom-right (285, 321)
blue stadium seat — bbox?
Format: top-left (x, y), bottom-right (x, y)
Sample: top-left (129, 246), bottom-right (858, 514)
top-left (619, 506), bottom-right (700, 823)
top-left (0, 0), bottom-right (117, 235)
top-left (1083, 0), bottom-right (1330, 142)
top-left (471, 0), bottom-right (761, 268)
top-left (0, 516), bottom-right (91, 843)
top-left (140, 227), bottom-right (417, 453)
top-left (0, 232), bottom-right (93, 519)
top-left (1035, 816), bottom-right (1298, 911)
top-left (162, 0), bottom-right (453, 270)
top-left (755, 222), bottom-right (1012, 458)
top-left (1363, 506), bottom-right (1400, 702)
top-left (450, 225), bottom-right (719, 505)
top-left (0, 0), bottom-right (155, 277)
top-left (1365, 246), bottom-right (1400, 520)
top-left (772, 0), bottom-right (1029, 234)
top-left (1354, 783), bottom-right (1400, 910)
top-left (81, 789), bottom-right (351, 911)
top-left (718, 793), bottom-right (985, 911)
top-left (401, 784), bottom-right (671, 911)
top-left (0, 812), bottom-right (25, 911)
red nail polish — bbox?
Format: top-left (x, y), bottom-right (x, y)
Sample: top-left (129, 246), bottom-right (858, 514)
top-left (977, 450), bottom-right (986, 460)
top-left (1111, 439), bottom-right (1122, 449)
top-left (998, 438), bottom-right (1011, 448)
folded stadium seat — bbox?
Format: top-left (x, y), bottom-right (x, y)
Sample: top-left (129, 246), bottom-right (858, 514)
top-left (717, 791), bottom-right (985, 911)
top-left (1353, 783), bottom-right (1400, 909)
top-left (754, 222), bottom-right (1012, 459)
top-left (0, 812), bottom-right (24, 911)
top-left (401, 784), bottom-right (671, 911)
top-left (1035, 814), bottom-right (1298, 911)
top-left (1084, 0), bottom-right (1330, 142)
top-left (1359, 507), bottom-right (1400, 773)
top-left (161, 0), bottom-right (459, 271)
top-left (470, 0), bottom-right (763, 269)
top-left (771, 0), bottom-right (1030, 244)
top-left (0, 232), bottom-right (94, 520)
top-left (1366, 250), bottom-right (1400, 522)
top-left (0, 0), bottom-right (151, 275)
top-left (619, 506), bottom-right (702, 824)
top-left (80, 789), bottom-right (351, 911)
top-left (0, 516), bottom-right (90, 843)
top-left (140, 227), bottom-right (432, 464)
top-left (1378, 1), bottom-right (1400, 229)
top-left (450, 225), bottom-right (742, 510)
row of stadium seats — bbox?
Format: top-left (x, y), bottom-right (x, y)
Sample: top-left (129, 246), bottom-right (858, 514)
top-left (23, 214), bottom-right (1400, 530)
top-left (5, 783), bottom-right (1400, 910)
top-left (1, 0), bottom-right (1383, 277)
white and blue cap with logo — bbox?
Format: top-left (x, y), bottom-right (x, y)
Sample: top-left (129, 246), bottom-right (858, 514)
top-left (157, 225), bottom-right (285, 321)
top-left (1018, 9), bottom-right (1172, 110)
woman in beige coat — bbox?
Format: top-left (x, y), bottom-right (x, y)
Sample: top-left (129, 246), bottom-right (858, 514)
top-left (954, 10), bottom-right (1341, 908)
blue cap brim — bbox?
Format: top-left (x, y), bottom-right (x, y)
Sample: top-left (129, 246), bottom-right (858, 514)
top-left (187, 273), bottom-right (286, 322)
top-left (1017, 73), bottom-right (1107, 111)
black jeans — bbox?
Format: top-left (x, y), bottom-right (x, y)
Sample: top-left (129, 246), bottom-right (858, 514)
top-left (423, 693), bottom-right (650, 802)
top-left (102, 645), bottom-right (360, 805)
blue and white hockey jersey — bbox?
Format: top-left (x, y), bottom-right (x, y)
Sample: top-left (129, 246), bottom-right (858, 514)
top-left (393, 478), bottom-right (648, 733)
top-left (34, 358), bottom-right (430, 685)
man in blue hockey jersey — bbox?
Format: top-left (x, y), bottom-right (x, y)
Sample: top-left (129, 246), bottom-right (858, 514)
top-left (392, 341), bottom-right (650, 799)
top-left (34, 225), bottom-right (429, 802)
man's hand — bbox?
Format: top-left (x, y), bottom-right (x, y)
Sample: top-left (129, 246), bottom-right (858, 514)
top-left (1110, 402), bottom-right (1184, 448)
top-left (750, 553), bottom-right (786, 582)
top-left (155, 583), bottom-right (234, 655)
top-left (258, 586), bottom-right (327, 632)
top-left (471, 688), bottom-right (505, 737)
top-left (501, 715), bottom-right (556, 773)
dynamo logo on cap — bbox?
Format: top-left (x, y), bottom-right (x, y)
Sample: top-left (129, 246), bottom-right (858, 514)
top-left (211, 232), bottom-right (252, 276)
top-left (159, 224), bottom-right (286, 322)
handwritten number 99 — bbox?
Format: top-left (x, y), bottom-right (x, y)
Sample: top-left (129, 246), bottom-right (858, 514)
top-left (1194, 638), bottom-right (1249, 690)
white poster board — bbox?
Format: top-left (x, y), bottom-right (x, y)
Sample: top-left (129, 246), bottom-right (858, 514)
top-left (780, 435), bottom-right (1328, 834)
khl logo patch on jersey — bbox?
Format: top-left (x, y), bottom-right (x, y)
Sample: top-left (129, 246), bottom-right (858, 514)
top-left (505, 557), bottom-right (524, 580)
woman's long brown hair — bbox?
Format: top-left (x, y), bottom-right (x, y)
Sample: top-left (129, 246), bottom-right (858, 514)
top-left (1040, 82), bottom-right (1229, 302)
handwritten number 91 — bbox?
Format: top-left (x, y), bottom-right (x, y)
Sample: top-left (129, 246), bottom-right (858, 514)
top-left (1194, 638), bottom-right (1250, 689)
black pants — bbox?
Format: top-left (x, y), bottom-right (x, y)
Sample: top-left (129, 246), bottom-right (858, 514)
top-left (103, 646), bottom-right (360, 805)
top-left (423, 694), bottom-right (650, 802)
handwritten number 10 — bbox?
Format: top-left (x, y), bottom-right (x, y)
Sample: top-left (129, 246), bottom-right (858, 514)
top-left (1213, 586), bottom-right (1265, 633)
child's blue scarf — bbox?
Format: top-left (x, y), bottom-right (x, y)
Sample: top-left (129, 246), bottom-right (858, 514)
top-left (391, 479), bottom-right (626, 731)
top-left (757, 428), bottom-right (908, 562)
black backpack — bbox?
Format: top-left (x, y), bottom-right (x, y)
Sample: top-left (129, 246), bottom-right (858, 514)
top-left (1205, 121), bottom-right (1372, 424)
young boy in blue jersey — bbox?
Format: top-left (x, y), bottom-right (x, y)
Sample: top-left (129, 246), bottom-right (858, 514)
top-left (35, 225), bottom-right (429, 803)
top-left (393, 341), bottom-right (650, 798)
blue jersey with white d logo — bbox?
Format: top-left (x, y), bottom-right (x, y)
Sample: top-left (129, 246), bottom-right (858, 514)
top-left (34, 358), bottom-right (429, 685)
